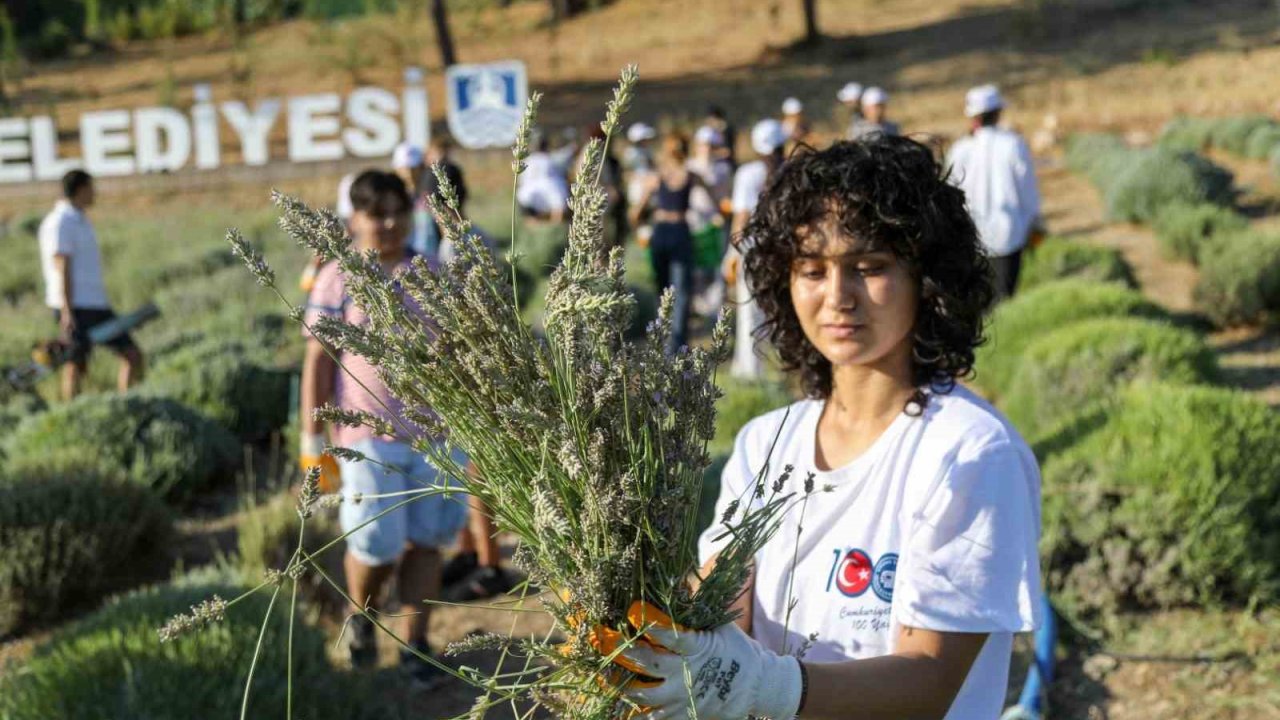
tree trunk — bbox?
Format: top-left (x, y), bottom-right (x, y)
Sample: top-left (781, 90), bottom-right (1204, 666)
top-left (431, 0), bottom-right (457, 68)
top-left (802, 0), bottom-right (819, 42)
top-left (549, 0), bottom-right (593, 21)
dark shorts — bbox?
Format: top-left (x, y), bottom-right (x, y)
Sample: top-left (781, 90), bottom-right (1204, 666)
top-left (52, 307), bottom-right (138, 365)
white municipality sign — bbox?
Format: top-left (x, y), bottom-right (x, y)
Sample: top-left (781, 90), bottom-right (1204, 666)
top-left (0, 67), bottom-right (433, 183)
top-left (445, 61), bottom-right (527, 150)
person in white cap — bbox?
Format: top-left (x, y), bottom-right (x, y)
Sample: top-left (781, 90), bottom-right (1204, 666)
top-left (625, 122), bottom-right (658, 173)
top-left (780, 97), bottom-right (810, 144)
top-left (849, 86), bottom-right (900, 139)
top-left (947, 84), bottom-right (1041, 299)
top-left (723, 118), bottom-right (788, 379)
top-left (624, 122), bottom-right (659, 243)
top-left (837, 81), bottom-right (864, 133)
top-left (687, 124), bottom-right (735, 319)
top-left (516, 133), bottom-right (570, 224)
top-left (390, 142), bottom-right (433, 256)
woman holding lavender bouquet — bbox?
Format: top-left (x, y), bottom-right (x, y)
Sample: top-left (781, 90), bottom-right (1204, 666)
top-left (611, 136), bottom-right (1042, 719)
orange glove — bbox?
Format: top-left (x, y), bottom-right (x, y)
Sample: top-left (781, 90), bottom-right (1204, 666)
top-left (300, 432), bottom-right (341, 493)
top-left (299, 258), bottom-right (323, 292)
top-left (722, 254), bottom-right (739, 285)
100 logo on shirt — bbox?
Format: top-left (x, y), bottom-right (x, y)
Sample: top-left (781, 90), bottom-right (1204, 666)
top-left (825, 549), bottom-right (897, 602)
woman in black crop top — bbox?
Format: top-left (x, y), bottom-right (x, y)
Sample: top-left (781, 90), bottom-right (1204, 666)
top-left (630, 132), bottom-right (708, 355)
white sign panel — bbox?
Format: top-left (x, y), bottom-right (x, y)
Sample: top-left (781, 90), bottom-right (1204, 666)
top-left (445, 61), bottom-right (527, 150)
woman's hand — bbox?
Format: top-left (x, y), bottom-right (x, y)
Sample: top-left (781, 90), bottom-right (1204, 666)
top-left (618, 601), bottom-right (802, 720)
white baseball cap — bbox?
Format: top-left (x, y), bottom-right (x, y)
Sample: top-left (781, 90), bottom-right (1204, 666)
top-left (627, 122), bottom-right (657, 143)
top-left (861, 87), bottom-right (888, 107)
top-left (694, 125), bottom-right (724, 146)
top-left (391, 142), bottom-right (424, 169)
top-left (782, 97), bottom-right (804, 116)
top-left (965, 84), bottom-right (1004, 117)
top-left (751, 119), bottom-right (788, 155)
top-left (837, 82), bottom-right (863, 104)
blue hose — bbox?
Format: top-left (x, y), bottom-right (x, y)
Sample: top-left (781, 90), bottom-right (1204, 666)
top-left (1002, 593), bottom-right (1056, 720)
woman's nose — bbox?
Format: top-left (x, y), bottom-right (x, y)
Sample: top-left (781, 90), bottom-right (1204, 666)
top-left (829, 267), bottom-right (859, 310)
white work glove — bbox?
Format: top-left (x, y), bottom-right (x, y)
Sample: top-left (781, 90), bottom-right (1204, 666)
top-left (299, 432), bottom-right (326, 459)
top-left (619, 602), bottom-right (803, 720)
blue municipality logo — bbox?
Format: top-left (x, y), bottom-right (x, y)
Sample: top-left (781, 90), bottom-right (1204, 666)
top-left (872, 553), bottom-right (898, 603)
top-left (445, 61), bottom-right (527, 150)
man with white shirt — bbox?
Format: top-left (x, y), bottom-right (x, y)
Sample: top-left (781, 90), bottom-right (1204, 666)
top-left (516, 135), bottom-right (570, 224)
top-left (848, 86), bottom-right (900, 139)
top-left (39, 170), bottom-right (144, 400)
top-left (947, 84), bottom-right (1042, 299)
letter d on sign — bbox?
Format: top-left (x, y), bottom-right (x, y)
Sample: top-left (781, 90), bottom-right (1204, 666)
top-left (135, 107), bottom-right (193, 172)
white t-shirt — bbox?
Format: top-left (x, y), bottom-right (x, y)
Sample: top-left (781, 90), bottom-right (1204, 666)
top-left (731, 160), bottom-right (769, 215)
top-left (946, 126), bottom-right (1041, 258)
top-left (335, 172), bottom-right (356, 222)
top-left (728, 159), bottom-right (770, 379)
top-left (516, 152), bottom-right (569, 215)
top-left (39, 200), bottom-right (109, 310)
top-left (699, 386), bottom-right (1042, 720)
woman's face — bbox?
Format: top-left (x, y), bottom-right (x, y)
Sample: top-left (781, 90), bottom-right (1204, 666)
top-left (789, 216), bottom-right (918, 373)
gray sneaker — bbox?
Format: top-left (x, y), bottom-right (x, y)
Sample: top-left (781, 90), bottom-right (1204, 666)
top-left (344, 614), bottom-right (378, 670)
top-left (401, 640), bottom-right (448, 691)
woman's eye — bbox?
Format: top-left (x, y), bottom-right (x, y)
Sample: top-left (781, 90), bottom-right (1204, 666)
top-left (799, 267), bottom-right (825, 280)
top-left (856, 264), bottom-right (886, 276)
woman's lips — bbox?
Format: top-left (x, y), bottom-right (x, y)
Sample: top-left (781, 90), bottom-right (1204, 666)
top-left (821, 323), bottom-right (864, 339)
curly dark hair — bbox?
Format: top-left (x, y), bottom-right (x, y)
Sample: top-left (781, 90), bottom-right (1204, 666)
top-left (741, 135), bottom-right (994, 412)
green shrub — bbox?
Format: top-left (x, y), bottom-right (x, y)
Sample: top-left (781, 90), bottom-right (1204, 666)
top-left (0, 575), bottom-right (395, 720)
top-left (1208, 115), bottom-right (1275, 156)
top-left (711, 376), bottom-right (792, 458)
top-left (27, 18), bottom-right (72, 60)
top-left (513, 222), bottom-right (570, 280)
top-left (1036, 383), bottom-right (1280, 616)
top-left (1017, 238), bottom-right (1135, 292)
top-left (237, 491), bottom-right (345, 611)
top-left (1002, 317), bottom-right (1218, 438)
top-left (1104, 147), bottom-right (1234, 223)
top-left (976, 279), bottom-right (1169, 400)
top-left (1152, 201), bottom-right (1248, 263)
top-left (145, 339), bottom-right (293, 441)
top-left (0, 230), bottom-right (40, 303)
top-left (1193, 230), bottom-right (1280, 326)
top-left (0, 393), bottom-right (44, 448)
top-left (3, 393), bottom-right (239, 503)
top-left (1157, 116), bottom-right (1216, 152)
top-left (0, 454), bottom-right (172, 636)
top-left (1063, 133), bottom-right (1128, 180)
top-left (1244, 123), bottom-right (1280, 160)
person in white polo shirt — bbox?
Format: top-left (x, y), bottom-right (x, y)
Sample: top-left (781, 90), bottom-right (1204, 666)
top-left (39, 170), bottom-right (144, 400)
top-left (722, 118), bottom-right (788, 379)
top-left (946, 84), bottom-right (1042, 299)
top-left (837, 81), bottom-right (864, 133)
top-left (606, 137), bottom-right (1040, 720)
top-left (849, 86), bottom-right (901, 139)
top-left (780, 97), bottom-right (810, 145)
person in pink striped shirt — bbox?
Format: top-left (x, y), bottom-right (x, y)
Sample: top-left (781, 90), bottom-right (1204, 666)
top-left (299, 170), bottom-right (465, 688)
